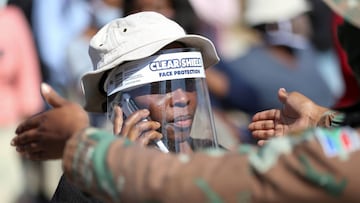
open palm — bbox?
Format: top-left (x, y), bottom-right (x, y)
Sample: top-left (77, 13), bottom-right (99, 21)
top-left (248, 88), bottom-right (328, 142)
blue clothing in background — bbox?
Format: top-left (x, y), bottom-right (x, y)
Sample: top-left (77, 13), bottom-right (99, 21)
top-left (218, 45), bottom-right (336, 115)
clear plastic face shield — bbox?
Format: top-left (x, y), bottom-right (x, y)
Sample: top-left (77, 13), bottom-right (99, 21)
top-left (105, 48), bottom-right (219, 153)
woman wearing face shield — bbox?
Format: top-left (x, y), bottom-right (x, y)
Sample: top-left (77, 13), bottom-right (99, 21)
top-left (70, 11), bottom-right (222, 154)
top-left (104, 45), bottom-right (219, 153)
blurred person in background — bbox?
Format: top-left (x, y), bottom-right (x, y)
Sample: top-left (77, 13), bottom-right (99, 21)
top-left (31, 0), bottom-right (89, 97)
top-left (66, 0), bottom-right (124, 129)
top-left (189, 0), bottom-right (260, 144)
top-left (123, 0), bottom-right (201, 35)
top-left (0, 1), bottom-right (43, 203)
top-left (331, 15), bottom-right (360, 109)
top-left (198, 0), bottom-right (341, 145)
top-left (307, 0), bottom-right (345, 100)
top-left (229, 0), bottom-right (338, 112)
top-left (50, 0), bottom-right (124, 202)
top-left (124, 0), bottom-right (175, 19)
top-left (28, 1), bottom-right (92, 201)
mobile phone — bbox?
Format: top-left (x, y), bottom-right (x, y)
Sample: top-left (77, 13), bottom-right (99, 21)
top-left (120, 93), bottom-right (169, 153)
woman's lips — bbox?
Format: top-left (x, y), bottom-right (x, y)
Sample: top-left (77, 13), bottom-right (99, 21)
top-left (172, 115), bottom-right (193, 128)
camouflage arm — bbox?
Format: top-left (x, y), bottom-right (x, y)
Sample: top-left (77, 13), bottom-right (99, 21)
top-left (63, 127), bottom-right (360, 203)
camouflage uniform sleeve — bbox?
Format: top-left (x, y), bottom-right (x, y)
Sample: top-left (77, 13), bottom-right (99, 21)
top-left (63, 127), bottom-right (360, 203)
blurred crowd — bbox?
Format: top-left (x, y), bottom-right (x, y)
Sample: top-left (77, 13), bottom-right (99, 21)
top-left (1, 0), bottom-right (359, 202)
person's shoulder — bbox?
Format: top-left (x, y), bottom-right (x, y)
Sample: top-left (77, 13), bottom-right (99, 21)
top-left (1, 5), bottom-right (23, 16)
top-left (0, 5), bottom-right (28, 24)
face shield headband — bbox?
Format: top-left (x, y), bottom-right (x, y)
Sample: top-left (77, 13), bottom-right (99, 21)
top-left (104, 48), bottom-right (206, 95)
top-left (104, 48), bottom-right (220, 153)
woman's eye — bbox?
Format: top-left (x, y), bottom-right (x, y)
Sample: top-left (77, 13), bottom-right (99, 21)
top-left (150, 83), bottom-right (161, 93)
top-left (186, 79), bottom-right (196, 91)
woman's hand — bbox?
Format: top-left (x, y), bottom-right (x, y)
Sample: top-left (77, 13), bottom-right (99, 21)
top-left (112, 105), bottom-right (163, 147)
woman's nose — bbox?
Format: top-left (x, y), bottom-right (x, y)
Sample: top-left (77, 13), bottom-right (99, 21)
top-left (170, 88), bottom-right (190, 107)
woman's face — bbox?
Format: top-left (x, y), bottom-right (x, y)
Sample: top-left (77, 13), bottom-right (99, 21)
top-left (132, 79), bottom-right (198, 141)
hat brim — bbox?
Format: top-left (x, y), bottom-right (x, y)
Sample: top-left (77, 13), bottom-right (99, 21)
top-left (81, 34), bottom-right (219, 112)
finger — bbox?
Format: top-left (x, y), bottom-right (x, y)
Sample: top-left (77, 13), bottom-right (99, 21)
top-left (278, 88), bottom-right (289, 104)
top-left (15, 115), bottom-right (43, 134)
top-left (136, 130), bottom-right (163, 146)
top-left (16, 145), bottom-right (27, 153)
top-left (257, 140), bottom-right (268, 146)
top-left (121, 109), bottom-right (151, 137)
top-left (16, 142), bottom-right (42, 156)
top-left (252, 109), bottom-right (279, 121)
top-left (248, 120), bottom-right (275, 131)
top-left (113, 105), bottom-right (123, 135)
top-left (251, 129), bottom-right (276, 140)
top-left (41, 83), bottom-right (68, 108)
top-left (275, 125), bottom-right (287, 137)
top-left (12, 129), bottom-right (40, 146)
top-left (127, 121), bottom-right (161, 141)
top-left (24, 142), bottom-right (42, 154)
